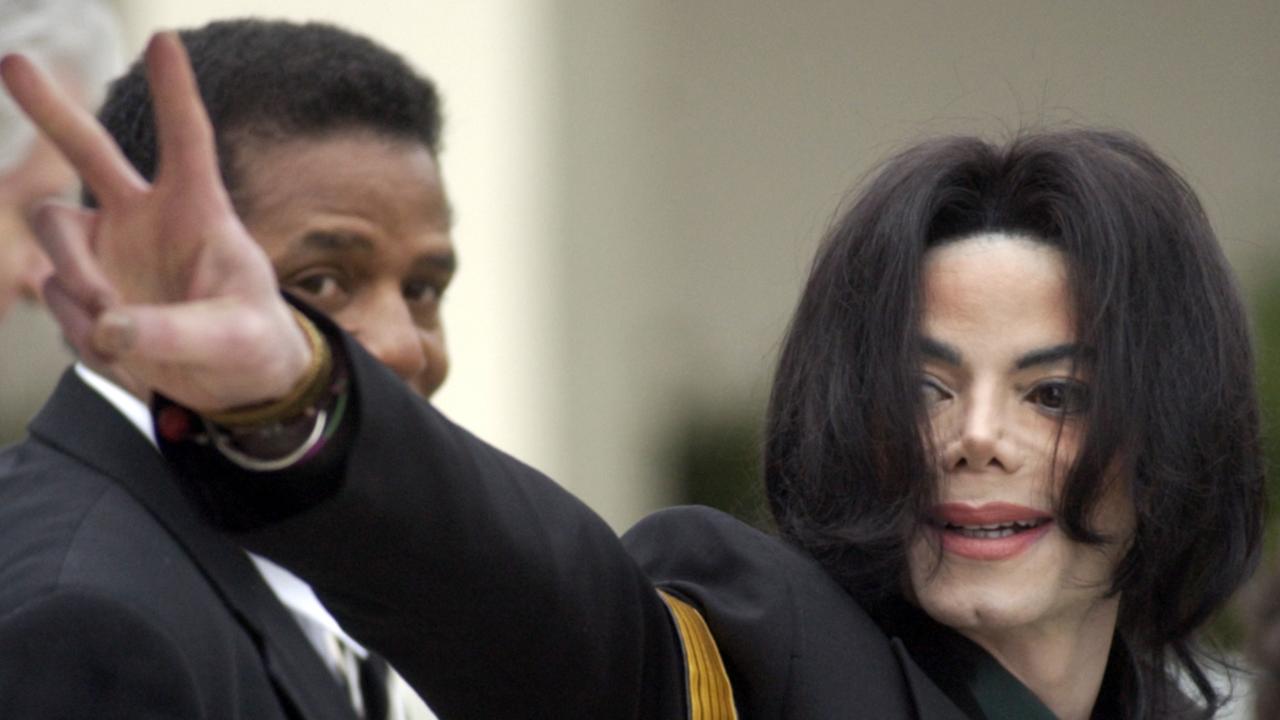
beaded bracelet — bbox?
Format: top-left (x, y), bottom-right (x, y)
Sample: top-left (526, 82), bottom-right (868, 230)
top-left (152, 309), bottom-right (351, 473)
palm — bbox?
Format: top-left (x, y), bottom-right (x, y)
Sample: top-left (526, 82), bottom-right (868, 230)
top-left (1, 34), bottom-right (308, 412)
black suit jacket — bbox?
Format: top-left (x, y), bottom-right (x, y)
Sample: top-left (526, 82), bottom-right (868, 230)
top-left (0, 370), bottom-right (360, 719)
top-left (162, 319), bottom-right (1008, 719)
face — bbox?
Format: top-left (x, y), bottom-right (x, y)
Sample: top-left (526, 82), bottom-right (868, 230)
top-left (236, 131), bottom-right (455, 398)
top-left (907, 233), bottom-right (1133, 650)
top-left (0, 134), bottom-right (70, 319)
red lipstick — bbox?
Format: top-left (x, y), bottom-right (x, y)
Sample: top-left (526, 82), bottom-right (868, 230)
top-left (931, 503), bottom-right (1054, 561)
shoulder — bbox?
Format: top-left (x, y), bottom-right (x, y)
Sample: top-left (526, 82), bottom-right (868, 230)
top-left (623, 506), bottom-right (917, 718)
top-left (0, 443), bottom-right (287, 715)
top-left (0, 587), bottom-right (204, 716)
top-left (624, 505), bottom-right (858, 608)
top-left (0, 439), bottom-right (128, 604)
top-left (0, 441), bottom-right (253, 664)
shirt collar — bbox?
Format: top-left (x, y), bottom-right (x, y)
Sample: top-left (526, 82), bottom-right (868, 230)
top-left (881, 599), bottom-right (1058, 720)
top-left (75, 362), bottom-right (155, 445)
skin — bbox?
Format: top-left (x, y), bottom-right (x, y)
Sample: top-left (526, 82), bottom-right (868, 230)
top-left (0, 70), bottom-right (95, 321)
top-left (908, 233), bottom-right (1135, 720)
top-left (0, 116), bottom-right (76, 320)
top-left (235, 133), bottom-right (455, 398)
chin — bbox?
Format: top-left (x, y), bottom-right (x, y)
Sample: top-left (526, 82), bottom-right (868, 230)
top-left (906, 531), bottom-right (1073, 637)
top-left (906, 537), bottom-right (1121, 645)
top-left (917, 586), bottom-right (1053, 634)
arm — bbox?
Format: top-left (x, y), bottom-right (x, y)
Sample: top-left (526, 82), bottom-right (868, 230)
top-left (3, 34), bottom-right (687, 719)
top-left (164, 309), bottom-right (687, 718)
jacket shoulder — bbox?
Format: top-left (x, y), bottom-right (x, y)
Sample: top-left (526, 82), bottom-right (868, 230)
top-left (0, 587), bottom-right (204, 717)
top-left (623, 506), bottom-right (917, 718)
top-left (0, 441), bottom-right (267, 692)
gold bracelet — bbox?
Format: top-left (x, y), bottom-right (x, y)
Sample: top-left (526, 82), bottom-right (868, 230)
top-left (203, 307), bottom-right (332, 428)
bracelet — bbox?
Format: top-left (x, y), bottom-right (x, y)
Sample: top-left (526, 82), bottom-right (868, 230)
top-left (201, 332), bottom-right (352, 473)
top-left (204, 409), bottom-right (328, 472)
top-left (203, 307), bottom-right (332, 428)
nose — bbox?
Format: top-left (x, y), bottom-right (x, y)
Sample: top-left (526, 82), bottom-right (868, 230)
top-left (943, 386), bottom-right (1021, 474)
top-left (350, 290), bottom-right (428, 384)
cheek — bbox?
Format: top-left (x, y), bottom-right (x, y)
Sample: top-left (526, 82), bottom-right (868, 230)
top-left (416, 327), bottom-right (449, 398)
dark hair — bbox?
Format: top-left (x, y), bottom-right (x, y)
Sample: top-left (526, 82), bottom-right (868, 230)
top-left (91, 18), bottom-right (442, 213)
top-left (764, 128), bottom-right (1265, 718)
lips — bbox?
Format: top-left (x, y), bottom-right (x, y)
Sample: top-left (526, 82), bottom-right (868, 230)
top-left (930, 502), bottom-right (1054, 561)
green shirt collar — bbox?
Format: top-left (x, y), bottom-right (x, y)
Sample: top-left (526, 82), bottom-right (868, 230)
top-left (882, 600), bottom-right (1058, 720)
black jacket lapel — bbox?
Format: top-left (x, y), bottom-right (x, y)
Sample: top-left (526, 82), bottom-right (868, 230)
top-left (28, 369), bottom-right (358, 720)
top-left (890, 638), bottom-right (974, 720)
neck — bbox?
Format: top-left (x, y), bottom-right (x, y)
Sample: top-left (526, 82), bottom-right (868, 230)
top-left (961, 598), bottom-right (1119, 720)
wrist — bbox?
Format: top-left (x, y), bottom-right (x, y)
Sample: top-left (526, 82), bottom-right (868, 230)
top-left (155, 308), bottom-right (350, 472)
top-left (203, 306), bottom-right (330, 428)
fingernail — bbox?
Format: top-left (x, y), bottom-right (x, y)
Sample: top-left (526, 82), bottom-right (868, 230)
top-left (94, 311), bottom-right (135, 357)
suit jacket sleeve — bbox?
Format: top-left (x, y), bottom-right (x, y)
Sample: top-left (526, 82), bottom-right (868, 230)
top-left (159, 309), bottom-right (687, 720)
top-left (0, 590), bottom-right (202, 719)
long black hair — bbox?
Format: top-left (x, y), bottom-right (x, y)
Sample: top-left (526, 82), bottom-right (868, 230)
top-left (764, 128), bottom-right (1265, 717)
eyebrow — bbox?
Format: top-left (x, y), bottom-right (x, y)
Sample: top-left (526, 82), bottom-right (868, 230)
top-left (299, 230), bottom-right (374, 253)
top-left (920, 337), bottom-right (1091, 371)
top-left (297, 230), bottom-right (458, 273)
top-left (920, 337), bottom-right (962, 366)
top-left (1014, 343), bottom-right (1091, 370)
top-left (414, 251), bottom-right (458, 274)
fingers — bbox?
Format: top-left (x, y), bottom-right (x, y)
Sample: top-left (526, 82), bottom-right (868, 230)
top-left (145, 33), bottom-right (221, 193)
top-left (90, 297), bottom-right (313, 411)
top-left (0, 54), bottom-right (146, 207)
top-left (44, 278), bottom-right (111, 366)
top-left (95, 300), bottom-right (252, 363)
top-left (30, 201), bottom-right (118, 315)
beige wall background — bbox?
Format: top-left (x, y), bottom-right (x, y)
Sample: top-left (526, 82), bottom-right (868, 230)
top-left (2, 0), bottom-right (1277, 531)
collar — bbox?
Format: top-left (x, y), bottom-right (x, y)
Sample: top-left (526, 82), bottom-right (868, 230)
top-left (881, 600), bottom-right (1057, 720)
top-left (73, 362), bottom-right (366, 657)
top-left (250, 554), bottom-right (368, 658)
top-left (75, 363), bottom-right (154, 445)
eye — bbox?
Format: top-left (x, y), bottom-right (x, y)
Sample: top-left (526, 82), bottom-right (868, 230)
top-left (403, 277), bottom-right (443, 306)
top-left (1026, 379), bottom-right (1089, 415)
top-left (921, 376), bottom-right (953, 407)
top-left (286, 270), bottom-right (349, 307)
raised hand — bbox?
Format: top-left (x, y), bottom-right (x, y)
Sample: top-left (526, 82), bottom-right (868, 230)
top-left (0, 33), bottom-right (310, 413)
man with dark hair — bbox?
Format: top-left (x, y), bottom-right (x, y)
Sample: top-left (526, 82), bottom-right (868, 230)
top-left (0, 20), bottom-right (450, 718)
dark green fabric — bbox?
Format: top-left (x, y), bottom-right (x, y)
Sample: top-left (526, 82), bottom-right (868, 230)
top-left (882, 601), bottom-right (1057, 720)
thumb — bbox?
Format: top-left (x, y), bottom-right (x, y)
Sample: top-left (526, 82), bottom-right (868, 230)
top-left (91, 298), bottom-right (311, 409)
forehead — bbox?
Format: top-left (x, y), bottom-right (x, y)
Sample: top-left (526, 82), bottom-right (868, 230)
top-left (921, 234), bottom-right (1074, 352)
top-left (231, 130), bottom-right (450, 229)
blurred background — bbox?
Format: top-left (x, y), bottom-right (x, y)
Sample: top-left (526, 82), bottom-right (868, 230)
top-left (2, 0), bottom-right (1278, 538)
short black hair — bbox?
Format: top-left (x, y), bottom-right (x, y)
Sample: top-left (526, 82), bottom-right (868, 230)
top-left (764, 128), bottom-right (1264, 718)
top-left (92, 18), bottom-right (442, 212)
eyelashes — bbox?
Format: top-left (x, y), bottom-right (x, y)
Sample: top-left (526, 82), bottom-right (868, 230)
top-left (1024, 379), bottom-right (1089, 416)
top-left (919, 375), bottom-right (1090, 417)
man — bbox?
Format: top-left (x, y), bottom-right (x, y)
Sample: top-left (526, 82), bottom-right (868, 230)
top-left (6, 29), bottom-right (1264, 719)
top-left (0, 0), bottom-right (120, 319)
top-left (0, 20), bottom-right (450, 718)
